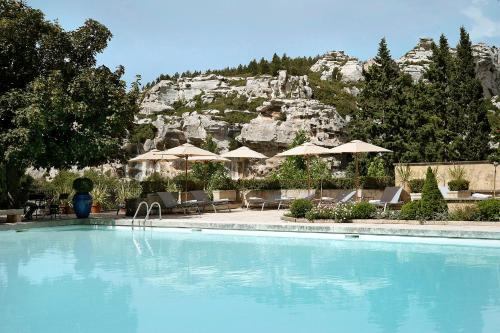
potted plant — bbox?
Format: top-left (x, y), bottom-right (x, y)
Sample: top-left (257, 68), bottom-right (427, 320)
top-left (115, 179), bottom-right (142, 215)
top-left (395, 163), bottom-right (413, 194)
top-left (90, 183), bottom-right (108, 213)
top-left (408, 178), bottom-right (425, 201)
top-left (447, 166), bottom-right (471, 199)
top-left (58, 193), bottom-right (71, 214)
top-left (72, 177), bottom-right (93, 218)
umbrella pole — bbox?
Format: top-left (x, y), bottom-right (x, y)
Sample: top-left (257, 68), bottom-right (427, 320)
top-left (355, 152), bottom-right (360, 201)
top-left (184, 156), bottom-right (188, 203)
top-left (307, 156), bottom-right (311, 196)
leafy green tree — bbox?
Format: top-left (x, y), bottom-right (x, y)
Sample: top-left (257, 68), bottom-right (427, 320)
top-left (0, 0), bottom-right (139, 207)
top-left (191, 135), bottom-right (223, 189)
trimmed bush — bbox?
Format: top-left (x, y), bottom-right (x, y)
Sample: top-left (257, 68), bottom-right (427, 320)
top-left (448, 179), bottom-right (470, 191)
top-left (361, 176), bottom-right (394, 190)
top-left (173, 174), bottom-right (204, 192)
top-left (400, 200), bottom-right (421, 220)
top-left (476, 199), bottom-right (500, 221)
top-left (409, 179), bottom-right (425, 193)
top-left (208, 170), bottom-right (236, 191)
top-left (73, 178), bottom-right (93, 194)
top-left (420, 167), bottom-right (447, 219)
top-left (350, 202), bottom-right (376, 219)
top-left (290, 199), bottom-right (313, 218)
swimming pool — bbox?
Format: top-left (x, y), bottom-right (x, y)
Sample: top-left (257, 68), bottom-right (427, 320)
top-left (1, 226), bottom-right (499, 333)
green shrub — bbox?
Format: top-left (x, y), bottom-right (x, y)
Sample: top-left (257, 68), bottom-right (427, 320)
top-left (320, 177), bottom-right (354, 189)
top-left (350, 202), bottom-right (376, 219)
top-left (115, 179), bottom-right (142, 205)
top-left (290, 199), bottom-right (313, 218)
top-left (140, 172), bottom-right (168, 195)
top-left (208, 169), bottom-right (236, 191)
top-left (448, 206), bottom-right (479, 221)
top-left (420, 167), bottom-right (447, 219)
top-left (400, 200), bottom-right (421, 220)
top-left (361, 176), bottom-right (394, 190)
top-left (476, 199), bottom-right (500, 221)
top-left (51, 170), bottom-right (79, 195)
top-left (73, 178), bottom-right (94, 194)
top-left (305, 204), bottom-right (353, 223)
top-left (448, 179), bottom-right (470, 191)
top-left (173, 174), bottom-right (204, 192)
top-left (409, 179), bottom-right (425, 193)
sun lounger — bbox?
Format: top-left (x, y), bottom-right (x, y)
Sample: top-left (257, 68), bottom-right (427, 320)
top-left (189, 190), bottom-right (231, 213)
top-left (157, 192), bottom-right (200, 214)
top-left (471, 193), bottom-right (493, 199)
top-left (246, 193), bottom-right (315, 211)
top-left (369, 187), bottom-right (404, 211)
top-left (316, 190), bottom-right (356, 206)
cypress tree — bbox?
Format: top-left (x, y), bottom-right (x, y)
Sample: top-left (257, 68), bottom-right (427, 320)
top-left (419, 167), bottom-right (448, 219)
top-left (349, 38), bottom-right (413, 165)
top-left (449, 27), bottom-right (491, 160)
top-left (418, 35), bottom-right (455, 161)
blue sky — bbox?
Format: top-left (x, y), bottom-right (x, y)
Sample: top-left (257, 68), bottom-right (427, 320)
top-left (28, 0), bottom-right (500, 85)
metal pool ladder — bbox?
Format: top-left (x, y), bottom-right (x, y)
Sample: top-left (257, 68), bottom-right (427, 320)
top-left (131, 201), bottom-right (161, 228)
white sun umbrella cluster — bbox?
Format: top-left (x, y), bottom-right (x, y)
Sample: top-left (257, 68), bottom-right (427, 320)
top-left (154, 143), bottom-right (218, 202)
top-left (276, 142), bottom-right (332, 194)
top-left (330, 140), bottom-right (392, 200)
top-left (128, 149), bottom-right (179, 176)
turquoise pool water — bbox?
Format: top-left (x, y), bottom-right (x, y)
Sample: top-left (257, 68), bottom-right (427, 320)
top-left (1, 226), bottom-right (500, 333)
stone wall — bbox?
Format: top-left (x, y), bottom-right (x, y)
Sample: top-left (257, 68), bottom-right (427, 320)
top-left (394, 162), bottom-right (499, 192)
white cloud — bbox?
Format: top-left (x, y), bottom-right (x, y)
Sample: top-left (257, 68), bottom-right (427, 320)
top-left (462, 0), bottom-right (500, 38)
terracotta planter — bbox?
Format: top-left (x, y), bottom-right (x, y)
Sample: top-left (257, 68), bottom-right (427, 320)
top-left (59, 205), bottom-right (71, 215)
top-left (447, 190), bottom-right (471, 199)
top-left (91, 204), bottom-right (102, 214)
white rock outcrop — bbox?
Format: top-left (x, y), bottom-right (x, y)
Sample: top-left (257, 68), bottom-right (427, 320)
top-left (238, 99), bottom-right (347, 151)
top-left (310, 51), bottom-right (364, 82)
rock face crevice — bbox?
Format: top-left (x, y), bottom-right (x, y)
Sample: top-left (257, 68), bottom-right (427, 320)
top-left (137, 38), bottom-right (499, 159)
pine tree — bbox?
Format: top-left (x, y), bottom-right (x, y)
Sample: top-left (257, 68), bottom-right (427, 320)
top-left (418, 35), bottom-right (455, 161)
top-left (450, 27), bottom-right (491, 160)
top-left (349, 38), bottom-right (413, 165)
top-left (270, 53), bottom-right (281, 75)
top-left (248, 59), bottom-right (258, 75)
top-left (258, 57), bottom-right (270, 75)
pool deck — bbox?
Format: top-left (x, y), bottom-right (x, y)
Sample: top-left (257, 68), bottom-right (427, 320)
top-left (2, 209), bottom-right (500, 240)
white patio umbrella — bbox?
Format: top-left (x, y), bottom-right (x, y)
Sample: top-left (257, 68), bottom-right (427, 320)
top-left (330, 140), bottom-right (392, 200)
top-left (128, 149), bottom-right (179, 175)
top-left (187, 155), bottom-right (230, 163)
top-left (276, 142), bottom-right (332, 194)
top-left (154, 143), bottom-right (217, 202)
top-left (221, 146), bottom-right (267, 179)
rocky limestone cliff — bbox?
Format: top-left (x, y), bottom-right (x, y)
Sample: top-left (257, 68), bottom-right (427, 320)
top-left (396, 38), bottom-right (500, 98)
top-left (310, 50), bottom-right (364, 82)
top-left (137, 38), bottom-right (499, 161)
